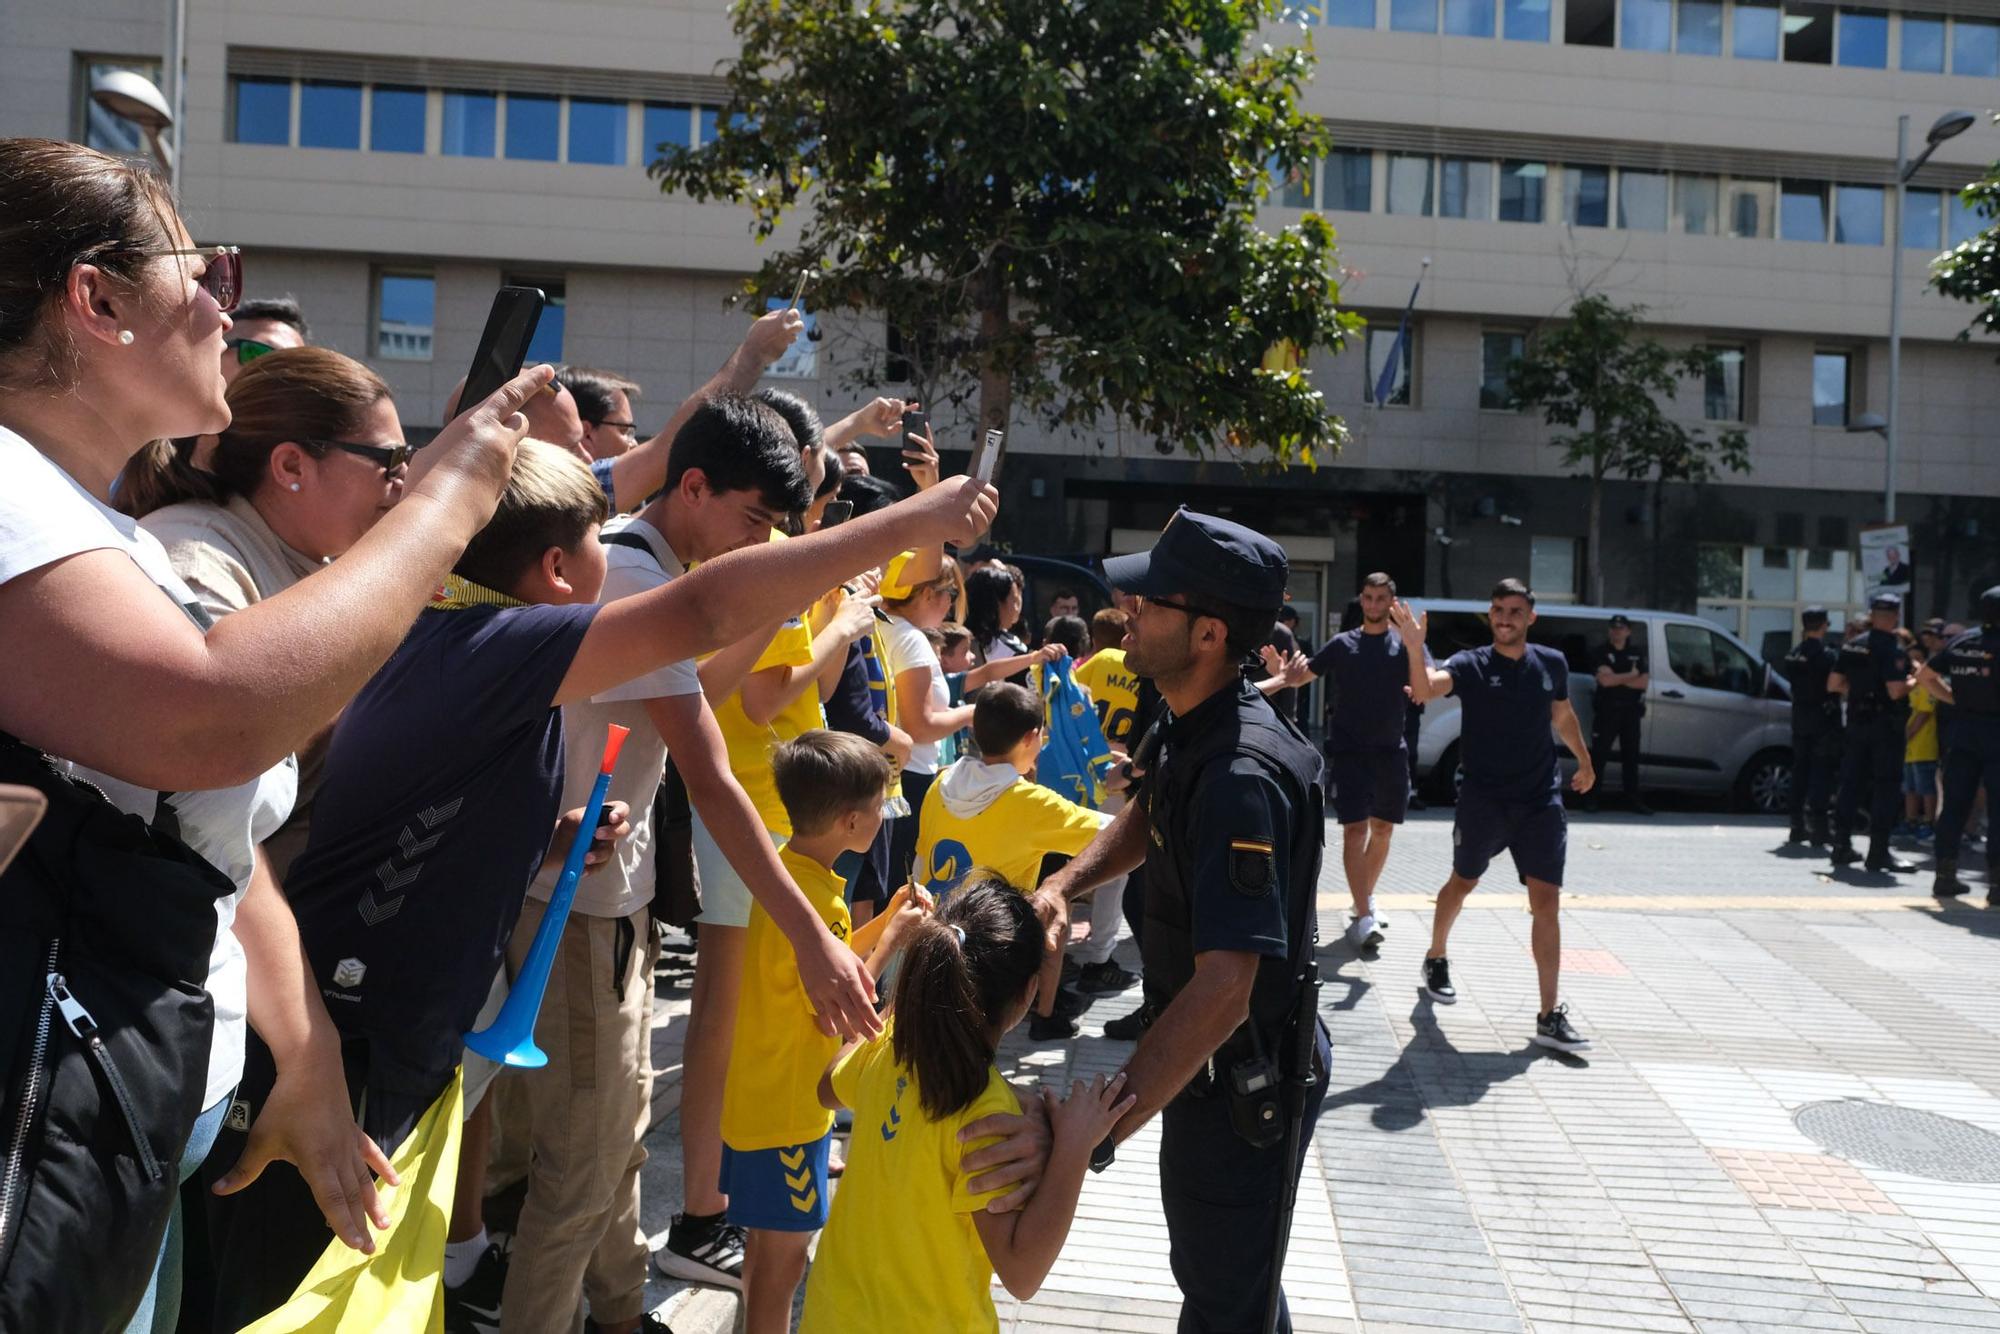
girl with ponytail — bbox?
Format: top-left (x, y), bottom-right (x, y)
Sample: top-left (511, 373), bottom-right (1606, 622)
top-left (801, 873), bottom-right (1134, 1330)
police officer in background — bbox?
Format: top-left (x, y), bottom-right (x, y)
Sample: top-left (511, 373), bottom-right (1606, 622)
top-left (1031, 509), bottom-right (1329, 1333)
top-left (1585, 614), bottom-right (1651, 815)
top-left (1783, 606), bottom-right (1843, 844)
top-left (1918, 586), bottom-right (2000, 902)
top-left (1829, 592), bottom-right (1918, 872)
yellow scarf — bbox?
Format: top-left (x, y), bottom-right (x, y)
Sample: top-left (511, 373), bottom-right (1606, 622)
top-left (427, 574), bottom-right (526, 611)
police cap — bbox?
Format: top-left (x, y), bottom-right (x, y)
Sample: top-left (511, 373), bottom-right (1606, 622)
top-left (1607, 613), bottom-right (1631, 628)
top-left (1801, 605), bottom-right (1829, 628)
top-left (1103, 507), bottom-right (1289, 615)
top-left (1869, 591), bottom-right (1902, 611)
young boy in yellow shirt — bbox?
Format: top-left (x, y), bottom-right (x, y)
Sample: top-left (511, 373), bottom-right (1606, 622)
top-left (721, 730), bottom-right (926, 1334)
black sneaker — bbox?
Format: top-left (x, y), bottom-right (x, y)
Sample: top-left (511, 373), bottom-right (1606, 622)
top-left (653, 1212), bottom-right (745, 1291)
top-left (1934, 861), bottom-right (1969, 898)
top-left (1077, 960), bottom-right (1138, 994)
top-left (1865, 850), bottom-right (1918, 873)
top-left (1050, 984), bottom-right (1088, 1018)
top-left (1830, 842), bottom-right (1861, 867)
top-left (1102, 1001), bottom-right (1154, 1041)
top-left (1533, 1005), bottom-right (1592, 1052)
top-left (1630, 797), bottom-right (1654, 816)
top-left (1029, 1011), bottom-right (1081, 1041)
top-left (443, 1243), bottom-right (508, 1334)
top-left (1421, 957), bottom-right (1457, 1005)
top-left (1787, 825), bottom-right (1811, 845)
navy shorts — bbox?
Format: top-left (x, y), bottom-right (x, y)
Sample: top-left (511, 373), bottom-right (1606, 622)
top-left (1452, 785), bottom-right (1567, 886)
top-left (1330, 749), bottom-right (1410, 826)
top-left (719, 1131), bottom-right (832, 1231)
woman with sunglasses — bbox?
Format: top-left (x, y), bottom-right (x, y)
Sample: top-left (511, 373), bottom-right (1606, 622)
top-left (0, 138), bottom-right (546, 1332)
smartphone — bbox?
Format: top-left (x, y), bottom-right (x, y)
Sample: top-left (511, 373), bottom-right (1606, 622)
top-left (0, 785), bottom-right (47, 876)
top-left (820, 499), bottom-right (854, 528)
top-left (900, 408), bottom-right (930, 450)
top-left (454, 287), bottom-right (546, 421)
top-left (969, 427), bottom-right (1004, 485)
top-left (787, 271), bottom-right (809, 312)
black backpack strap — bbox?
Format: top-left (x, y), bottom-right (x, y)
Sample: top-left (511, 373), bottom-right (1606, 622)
top-left (600, 531), bottom-right (655, 555)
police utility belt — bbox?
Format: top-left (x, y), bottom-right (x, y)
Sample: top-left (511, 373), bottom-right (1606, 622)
top-left (1182, 1019), bottom-right (1327, 1149)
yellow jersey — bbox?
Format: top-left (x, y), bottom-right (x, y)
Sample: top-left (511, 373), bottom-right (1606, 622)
top-left (799, 1032), bottom-right (1021, 1334)
top-left (721, 846), bottom-right (848, 1151)
top-left (1908, 685), bottom-right (1938, 764)
top-left (1074, 648), bottom-right (1142, 748)
top-left (915, 764), bottom-right (1109, 896)
top-left (711, 617), bottom-right (824, 836)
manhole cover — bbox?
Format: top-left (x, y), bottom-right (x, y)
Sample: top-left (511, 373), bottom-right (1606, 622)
top-left (1793, 1099), bottom-right (2000, 1182)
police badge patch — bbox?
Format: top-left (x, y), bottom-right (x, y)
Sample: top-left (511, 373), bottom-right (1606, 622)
top-left (1228, 837), bottom-right (1276, 897)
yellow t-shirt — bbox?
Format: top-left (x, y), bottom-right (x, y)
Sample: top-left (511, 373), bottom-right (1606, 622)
top-left (721, 846), bottom-right (848, 1151)
top-left (799, 1032), bottom-right (1021, 1334)
top-left (916, 766), bottom-right (1110, 896)
top-left (711, 617), bottom-right (824, 836)
top-left (1074, 648), bottom-right (1142, 748)
top-left (1907, 685), bottom-right (1938, 764)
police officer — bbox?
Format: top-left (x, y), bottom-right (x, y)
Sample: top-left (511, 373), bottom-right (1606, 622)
top-left (1030, 509), bottom-right (1329, 1333)
top-left (1782, 606), bottom-right (1843, 844)
top-left (1917, 586), bottom-right (2000, 902)
top-left (1829, 592), bottom-right (1918, 872)
top-left (1585, 613), bottom-right (1651, 814)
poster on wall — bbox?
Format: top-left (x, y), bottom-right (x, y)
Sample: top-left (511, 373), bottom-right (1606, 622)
top-left (763, 298), bottom-right (820, 379)
top-left (1858, 524), bottom-right (1914, 605)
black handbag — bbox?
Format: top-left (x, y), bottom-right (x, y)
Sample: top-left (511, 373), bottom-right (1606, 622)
top-left (0, 732), bottom-right (232, 1333)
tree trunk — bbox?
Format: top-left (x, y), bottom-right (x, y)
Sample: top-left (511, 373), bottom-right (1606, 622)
top-left (1587, 459), bottom-right (1605, 605)
top-left (1650, 471), bottom-right (1666, 608)
top-left (975, 259), bottom-right (1013, 451)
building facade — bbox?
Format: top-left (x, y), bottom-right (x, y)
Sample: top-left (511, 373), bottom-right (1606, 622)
top-left (8, 0), bottom-right (2000, 649)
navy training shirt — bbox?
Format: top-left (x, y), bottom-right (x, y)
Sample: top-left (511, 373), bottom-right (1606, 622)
top-left (1312, 627), bottom-right (1413, 753)
top-left (286, 600), bottom-right (599, 1083)
top-left (1445, 642), bottom-right (1571, 803)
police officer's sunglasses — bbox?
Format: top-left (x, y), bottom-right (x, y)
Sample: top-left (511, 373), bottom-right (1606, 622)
top-left (1140, 594), bottom-right (1225, 621)
top-left (299, 439), bottom-right (417, 473)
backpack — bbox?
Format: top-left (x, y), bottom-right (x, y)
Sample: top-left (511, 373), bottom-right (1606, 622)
top-left (0, 731), bottom-right (233, 1333)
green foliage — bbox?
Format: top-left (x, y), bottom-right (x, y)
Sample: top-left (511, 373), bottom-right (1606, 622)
top-left (651, 0), bottom-right (1360, 464)
top-left (1929, 148), bottom-right (2000, 339)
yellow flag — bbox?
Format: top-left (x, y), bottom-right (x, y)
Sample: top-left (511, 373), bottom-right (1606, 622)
top-left (239, 1070), bottom-right (465, 1334)
top-left (1261, 339), bottom-right (1302, 373)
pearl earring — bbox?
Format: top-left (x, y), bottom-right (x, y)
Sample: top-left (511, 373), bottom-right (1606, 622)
top-left (289, 483), bottom-right (301, 493)
top-left (117, 330), bottom-right (135, 346)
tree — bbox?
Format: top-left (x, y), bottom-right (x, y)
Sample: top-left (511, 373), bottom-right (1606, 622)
top-left (1929, 164), bottom-right (2000, 336)
top-left (651, 0), bottom-right (1361, 465)
top-left (1506, 295), bottom-right (1749, 605)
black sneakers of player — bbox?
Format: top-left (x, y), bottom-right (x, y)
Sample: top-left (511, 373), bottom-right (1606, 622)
top-left (654, 1212), bottom-right (745, 1291)
top-left (1421, 956), bottom-right (1456, 1005)
top-left (443, 1243), bottom-right (509, 1334)
top-left (1533, 1005), bottom-right (1592, 1052)
top-left (1077, 960), bottom-right (1139, 994)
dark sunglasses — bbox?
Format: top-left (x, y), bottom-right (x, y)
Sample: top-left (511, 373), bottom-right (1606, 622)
top-left (300, 439), bottom-right (417, 472)
top-left (225, 337), bottom-right (275, 366)
top-left (1140, 594), bottom-right (1223, 621)
top-left (118, 245), bottom-right (242, 312)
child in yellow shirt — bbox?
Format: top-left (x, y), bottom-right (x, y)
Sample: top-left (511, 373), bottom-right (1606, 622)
top-left (801, 875), bottom-right (1135, 1333)
top-left (721, 730), bottom-right (927, 1334)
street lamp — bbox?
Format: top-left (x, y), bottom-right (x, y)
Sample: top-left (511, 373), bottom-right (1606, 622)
top-left (89, 69), bottom-right (175, 179)
top-left (1883, 109), bottom-right (1978, 525)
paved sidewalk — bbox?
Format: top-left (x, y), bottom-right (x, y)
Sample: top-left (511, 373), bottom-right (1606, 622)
top-left (628, 810), bottom-right (2000, 1332)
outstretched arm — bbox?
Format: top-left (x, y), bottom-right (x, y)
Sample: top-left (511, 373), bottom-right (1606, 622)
top-left (1389, 601), bottom-right (1453, 704)
top-left (1553, 699), bottom-right (1595, 794)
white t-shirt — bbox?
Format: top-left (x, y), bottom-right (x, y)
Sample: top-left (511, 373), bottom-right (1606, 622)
top-left (0, 426), bottom-right (296, 1108)
top-left (881, 614), bottom-right (951, 775)
top-left (527, 515), bottom-right (702, 918)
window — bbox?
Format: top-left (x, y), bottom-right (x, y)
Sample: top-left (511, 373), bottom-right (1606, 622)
top-left (1678, 0), bottom-right (1723, 52)
top-left (1812, 351), bottom-right (1851, 426)
top-left (1902, 12), bottom-right (1946, 70)
top-left (1622, 0), bottom-right (1673, 48)
top-left (82, 59), bottom-right (165, 153)
top-left (1444, 0), bottom-right (1497, 35)
top-left (1675, 174), bottom-right (1719, 233)
top-left (1273, 158), bottom-right (1315, 208)
top-left (1567, 0), bottom-right (1616, 43)
top-left (1705, 346), bottom-right (1746, 420)
top-left (698, 106), bottom-right (722, 146)
top-left (1954, 17), bottom-right (2000, 75)
top-left (1734, 0), bottom-right (1780, 56)
top-left (505, 93), bottom-right (559, 161)
top-left (1505, 0), bottom-right (1552, 39)
top-left (1328, 0), bottom-right (1378, 24)
top-left (1836, 7), bottom-right (1888, 65)
top-left (1531, 614), bottom-right (1608, 670)
top-left (1833, 184), bottom-right (1883, 245)
top-left (1499, 161), bottom-right (1546, 221)
top-left (1665, 622), bottom-right (1760, 695)
top-left (1565, 164), bottom-right (1611, 227)
top-left (1481, 331), bottom-right (1525, 409)
top-left (644, 102), bottom-right (693, 157)
top-left (1438, 158), bottom-right (1493, 220)
top-left (1326, 148), bottom-right (1373, 211)
top-left (1780, 179), bottom-right (1827, 242)
top-left (233, 77), bottom-right (291, 145)
top-left (1366, 325), bottom-right (1414, 406)
top-left (1783, 2), bottom-right (1834, 61)
top-left (1618, 169), bottom-right (1669, 230)
top-left (1386, 155), bottom-right (1433, 216)
top-left (1530, 536), bottom-right (1579, 600)
top-left (442, 91), bottom-right (496, 157)
top-left (1903, 187), bottom-right (1942, 250)
top-left (298, 81), bottom-right (361, 150)
top-left (1948, 191), bottom-right (1982, 247)
top-left (508, 277), bottom-right (566, 363)
top-left (370, 85), bottom-right (426, 154)
top-left (567, 97), bottom-right (627, 165)
top-left (1698, 544), bottom-right (1745, 599)
top-left (1748, 546), bottom-right (1797, 602)
top-left (1392, 0), bottom-right (1439, 31)
top-left (376, 272), bottom-right (435, 361)
top-left (1727, 177), bottom-right (1773, 237)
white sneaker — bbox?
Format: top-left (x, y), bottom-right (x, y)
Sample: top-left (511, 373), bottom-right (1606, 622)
top-left (1345, 914), bottom-right (1383, 950)
top-left (1369, 897), bottom-right (1388, 929)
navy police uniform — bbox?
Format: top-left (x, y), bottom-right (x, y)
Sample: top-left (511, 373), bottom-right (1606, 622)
top-left (1105, 510), bottom-right (1330, 1334)
top-left (1930, 588), bottom-right (2000, 899)
top-left (1832, 594), bottom-right (1914, 871)
top-left (1782, 608), bottom-right (1843, 843)
top-left (1587, 616), bottom-right (1647, 808)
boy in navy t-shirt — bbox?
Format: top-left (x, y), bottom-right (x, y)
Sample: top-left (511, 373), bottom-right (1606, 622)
top-left (1391, 579), bottom-right (1597, 1054)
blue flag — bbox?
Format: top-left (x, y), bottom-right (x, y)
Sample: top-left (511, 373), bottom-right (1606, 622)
top-left (1036, 657), bottom-right (1115, 809)
top-left (1372, 272), bottom-right (1425, 407)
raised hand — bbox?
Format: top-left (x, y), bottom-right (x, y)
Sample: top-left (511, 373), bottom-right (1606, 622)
top-left (901, 414), bottom-right (941, 491)
top-left (1389, 599), bottom-right (1427, 644)
top-left (744, 307), bottom-right (805, 368)
top-left (908, 474), bottom-right (999, 547)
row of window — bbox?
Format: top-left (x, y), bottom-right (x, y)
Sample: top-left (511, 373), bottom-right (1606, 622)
top-left (1371, 324), bottom-right (1859, 426)
top-left (1287, 0), bottom-right (2000, 76)
top-left (230, 76), bottom-right (721, 164)
top-left (1273, 150), bottom-right (1983, 251)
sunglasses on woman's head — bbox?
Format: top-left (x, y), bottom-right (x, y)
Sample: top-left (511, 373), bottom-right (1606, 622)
top-left (225, 337), bottom-right (274, 366)
top-left (300, 439), bottom-right (417, 473)
top-left (116, 244), bottom-right (243, 312)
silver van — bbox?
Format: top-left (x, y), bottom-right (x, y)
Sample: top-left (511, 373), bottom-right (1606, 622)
top-left (1408, 600), bottom-right (1794, 813)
